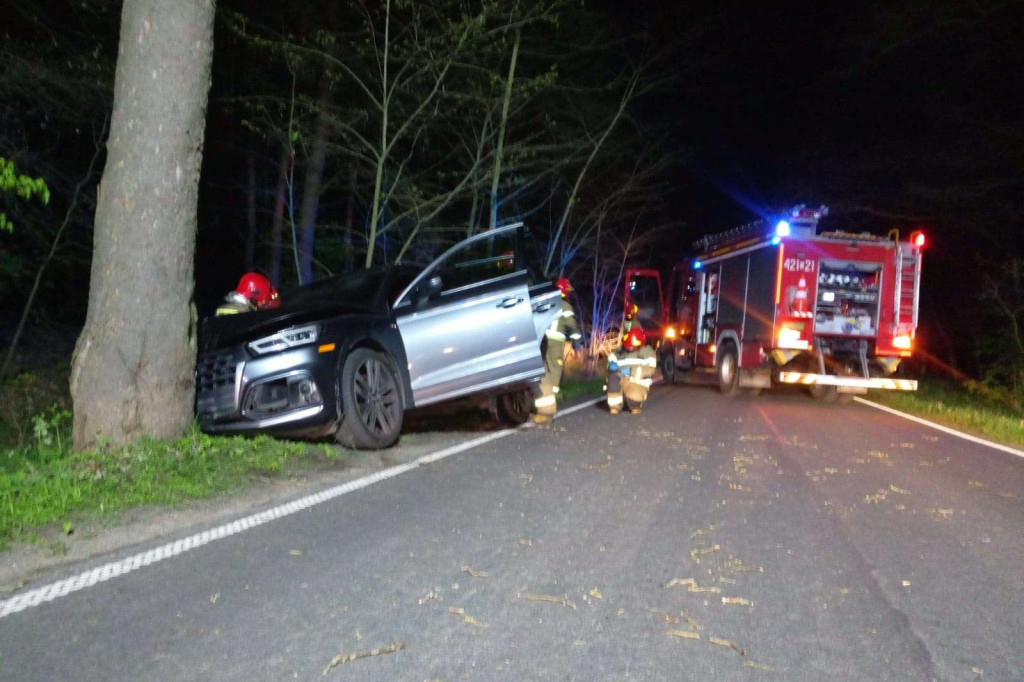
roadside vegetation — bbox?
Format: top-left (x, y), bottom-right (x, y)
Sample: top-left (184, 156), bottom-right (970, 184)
top-left (0, 368), bottom-right (335, 551)
top-left (867, 378), bottom-right (1024, 449)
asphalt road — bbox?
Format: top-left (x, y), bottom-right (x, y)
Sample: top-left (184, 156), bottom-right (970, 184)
top-left (1, 386), bottom-right (1022, 681)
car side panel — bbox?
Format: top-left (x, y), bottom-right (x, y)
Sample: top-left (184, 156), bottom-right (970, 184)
top-left (396, 274), bottom-right (544, 406)
top-left (529, 282), bottom-right (562, 342)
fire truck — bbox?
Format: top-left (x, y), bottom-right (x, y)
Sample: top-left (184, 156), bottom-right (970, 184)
top-left (624, 206), bottom-right (924, 401)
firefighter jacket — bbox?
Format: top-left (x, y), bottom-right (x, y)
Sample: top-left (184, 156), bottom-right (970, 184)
top-left (546, 298), bottom-right (583, 348)
top-left (607, 344), bottom-right (657, 388)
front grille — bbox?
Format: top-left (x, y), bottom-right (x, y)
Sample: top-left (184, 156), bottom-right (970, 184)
top-left (196, 350), bottom-right (241, 417)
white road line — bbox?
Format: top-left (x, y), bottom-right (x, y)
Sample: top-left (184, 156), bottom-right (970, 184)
top-left (0, 396), bottom-right (605, 620)
top-left (854, 397), bottom-right (1024, 459)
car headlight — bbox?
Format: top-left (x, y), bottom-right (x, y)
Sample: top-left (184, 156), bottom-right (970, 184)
top-left (248, 325), bottom-right (319, 355)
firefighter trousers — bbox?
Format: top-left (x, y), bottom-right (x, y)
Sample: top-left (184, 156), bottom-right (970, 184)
top-left (534, 339), bottom-right (565, 416)
top-left (606, 372), bottom-right (649, 413)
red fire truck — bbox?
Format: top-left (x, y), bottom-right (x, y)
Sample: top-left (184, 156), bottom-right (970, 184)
top-left (624, 206), bottom-right (924, 401)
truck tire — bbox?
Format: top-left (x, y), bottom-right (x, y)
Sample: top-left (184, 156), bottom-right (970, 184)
top-left (335, 348), bottom-right (404, 449)
top-left (717, 343), bottom-right (740, 397)
top-left (660, 349), bottom-right (676, 385)
top-left (809, 384), bottom-right (838, 403)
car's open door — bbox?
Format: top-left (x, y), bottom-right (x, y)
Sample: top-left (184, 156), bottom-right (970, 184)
top-left (393, 225), bottom-right (544, 407)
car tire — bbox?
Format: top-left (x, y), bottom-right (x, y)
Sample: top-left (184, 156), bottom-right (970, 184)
top-left (717, 342), bottom-right (740, 397)
top-left (495, 388), bottom-right (532, 426)
top-left (335, 348), bottom-right (404, 450)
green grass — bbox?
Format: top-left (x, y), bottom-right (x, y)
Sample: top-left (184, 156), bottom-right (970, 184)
top-left (866, 378), bottom-right (1024, 449)
top-left (0, 413), bottom-right (332, 550)
top-left (558, 372), bottom-right (607, 404)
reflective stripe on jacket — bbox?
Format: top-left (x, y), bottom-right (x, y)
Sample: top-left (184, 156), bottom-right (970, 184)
top-left (546, 298), bottom-right (582, 343)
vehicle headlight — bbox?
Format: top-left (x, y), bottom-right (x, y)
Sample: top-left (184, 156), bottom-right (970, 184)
top-left (248, 325), bottom-right (319, 355)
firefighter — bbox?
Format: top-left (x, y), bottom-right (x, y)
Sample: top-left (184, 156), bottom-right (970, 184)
top-left (623, 304), bottom-right (640, 333)
top-left (606, 326), bottom-right (656, 415)
top-left (215, 272), bottom-right (281, 316)
top-left (533, 277), bottom-right (583, 423)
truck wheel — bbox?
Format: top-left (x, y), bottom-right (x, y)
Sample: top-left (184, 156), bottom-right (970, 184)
top-left (809, 384), bottom-right (838, 403)
top-left (495, 388), bottom-right (532, 426)
top-left (717, 343), bottom-right (740, 397)
top-left (335, 348), bottom-right (404, 449)
top-left (660, 350), bottom-right (676, 385)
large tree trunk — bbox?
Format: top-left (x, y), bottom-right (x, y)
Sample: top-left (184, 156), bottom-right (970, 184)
top-left (70, 0), bottom-right (216, 451)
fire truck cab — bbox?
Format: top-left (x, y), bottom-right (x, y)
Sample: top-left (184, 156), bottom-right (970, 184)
top-left (625, 206), bottom-right (924, 400)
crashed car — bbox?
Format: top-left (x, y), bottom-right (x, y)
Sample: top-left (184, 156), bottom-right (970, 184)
top-left (195, 223), bottom-right (561, 449)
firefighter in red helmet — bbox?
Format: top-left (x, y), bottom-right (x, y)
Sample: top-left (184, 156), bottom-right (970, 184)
top-left (533, 277), bottom-right (583, 423)
top-left (606, 326), bottom-right (656, 415)
top-left (216, 272), bottom-right (281, 316)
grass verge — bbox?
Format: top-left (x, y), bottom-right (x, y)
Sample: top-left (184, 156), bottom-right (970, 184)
top-left (0, 414), bottom-right (336, 550)
top-left (867, 378), bottom-right (1024, 449)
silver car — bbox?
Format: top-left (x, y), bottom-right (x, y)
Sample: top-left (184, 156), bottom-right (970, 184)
top-left (196, 223), bottom-right (561, 449)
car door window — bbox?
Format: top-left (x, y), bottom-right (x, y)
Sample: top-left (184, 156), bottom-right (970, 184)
top-left (434, 229), bottom-right (519, 294)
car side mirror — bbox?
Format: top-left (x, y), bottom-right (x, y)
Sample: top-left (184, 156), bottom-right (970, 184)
top-left (416, 275), bottom-right (443, 306)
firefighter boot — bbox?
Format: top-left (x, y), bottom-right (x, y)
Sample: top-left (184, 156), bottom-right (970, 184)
top-left (533, 380), bottom-right (557, 424)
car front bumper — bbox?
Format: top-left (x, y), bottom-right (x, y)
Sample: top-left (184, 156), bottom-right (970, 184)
top-left (196, 344), bottom-right (337, 433)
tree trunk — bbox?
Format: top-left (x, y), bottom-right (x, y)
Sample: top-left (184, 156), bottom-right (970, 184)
top-left (343, 162), bottom-right (356, 271)
top-left (297, 78), bottom-right (331, 284)
top-left (489, 27), bottom-right (520, 230)
top-left (268, 143), bottom-right (290, 287)
top-left (70, 0), bottom-right (216, 451)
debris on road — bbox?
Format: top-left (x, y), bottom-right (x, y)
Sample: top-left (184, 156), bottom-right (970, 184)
top-left (665, 577), bottom-right (721, 594)
top-left (582, 460), bottom-right (611, 471)
top-left (461, 565), bottom-right (490, 578)
top-left (667, 629), bottom-right (700, 640)
top-left (289, 549), bottom-right (303, 556)
top-left (517, 538), bottom-right (532, 546)
top-left (518, 593), bottom-right (577, 610)
top-left (709, 636), bottom-right (745, 656)
top-left (722, 597), bottom-right (752, 607)
top-left (690, 544), bottom-right (721, 563)
top-left (588, 588), bottom-right (603, 600)
top-left (322, 643), bottom-right (405, 675)
top-left (448, 606), bottom-right (487, 628)
top-left (418, 590), bottom-right (441, 605)
top-left (889, 484), bottom-right (910, 495)
top-left (927, 507), bottom-right (954, 520)
top-left (744, 660), bottom-right (775, 671)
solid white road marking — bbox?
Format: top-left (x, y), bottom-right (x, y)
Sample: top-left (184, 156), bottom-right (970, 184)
top-left (854, 397), bottom-right (1024, 459)
top-left (0, 396), bottom-right (605, 620)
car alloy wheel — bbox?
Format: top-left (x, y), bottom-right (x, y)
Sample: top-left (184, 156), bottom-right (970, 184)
top-left (336, 348), bottom-right (403, 449)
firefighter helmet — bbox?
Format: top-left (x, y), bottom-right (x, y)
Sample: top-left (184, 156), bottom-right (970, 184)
top-left (624, 326), bottom-right (646, 349)
top-left (556, 278), bottom-right (573, 297)
top-left (235, 272), bottom-right (278, 309)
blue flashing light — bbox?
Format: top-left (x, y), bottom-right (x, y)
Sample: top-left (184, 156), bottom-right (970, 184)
top-left (693, 259), bottom-right (702, 270)
top-left (775, 220), bottom-right (791, 238)
top-left (770, 236), bottom-right (781, 245)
